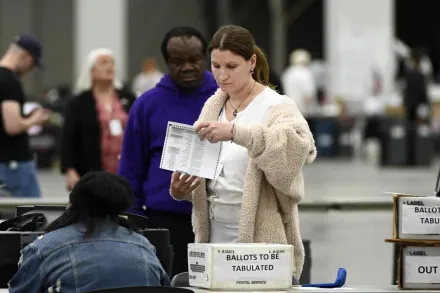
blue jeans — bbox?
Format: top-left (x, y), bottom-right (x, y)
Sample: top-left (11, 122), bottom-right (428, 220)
top-left (0, 161), bottom-right (41, 197)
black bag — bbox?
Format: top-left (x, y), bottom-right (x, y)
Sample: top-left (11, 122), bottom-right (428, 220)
top-left (0, 213), bottom-right (47, 232)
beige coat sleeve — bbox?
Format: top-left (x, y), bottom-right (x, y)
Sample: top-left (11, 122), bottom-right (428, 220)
top-left (233, 101), bottom-right (317, 202)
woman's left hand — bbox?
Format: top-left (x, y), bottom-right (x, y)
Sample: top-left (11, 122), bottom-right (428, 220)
top-left (195, 121), bottom-right (233, 143)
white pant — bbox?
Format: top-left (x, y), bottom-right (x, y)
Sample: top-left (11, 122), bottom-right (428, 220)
top-left (209, 218), bottom-right (239, 243)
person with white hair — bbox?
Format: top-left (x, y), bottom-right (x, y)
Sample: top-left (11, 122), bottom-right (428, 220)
top-left (61, 48), bottom-right (136, 190)
top-left (281, 49), bottom-right (318, 116)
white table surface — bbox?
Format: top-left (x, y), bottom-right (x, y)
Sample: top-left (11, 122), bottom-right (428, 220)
top-left (186, 286), bottom-right (440, 293)
top-left (1, 286), bottom-right (439, 293)
top-left (0, 195), bottom-right (392, 210)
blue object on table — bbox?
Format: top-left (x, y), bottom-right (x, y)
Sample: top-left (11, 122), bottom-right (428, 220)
top-left (301, 268), bottom-right (347, 288)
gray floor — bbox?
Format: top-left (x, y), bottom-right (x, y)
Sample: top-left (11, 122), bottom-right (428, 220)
top-left (36, 159), bottom-right (438, 286)
top-left (39, 159), bottom-right (438, 200)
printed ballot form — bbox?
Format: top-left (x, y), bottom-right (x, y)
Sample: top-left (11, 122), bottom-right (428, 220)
top-left (160, 122), bottom-right (222, 179)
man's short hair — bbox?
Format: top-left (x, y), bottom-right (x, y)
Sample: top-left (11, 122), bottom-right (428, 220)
top-left (161, 26), bottom-right (207, 62)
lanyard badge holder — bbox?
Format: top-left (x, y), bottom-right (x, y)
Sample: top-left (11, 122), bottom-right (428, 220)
top-left (109, 119), bottom-right (123, 136)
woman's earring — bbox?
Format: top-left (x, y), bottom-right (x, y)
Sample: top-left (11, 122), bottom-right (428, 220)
top-left (250, 68), bottom-right (254, 74)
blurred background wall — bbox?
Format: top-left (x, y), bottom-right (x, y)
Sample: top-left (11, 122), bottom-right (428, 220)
top-left (0, 0), bottom-right (330, 95)
top-left (1, 0), bottom-right (437, 99)
top-left (0, 0), bottom-right (73, 94)
top-left (2, 0), bottom-right (440, 145)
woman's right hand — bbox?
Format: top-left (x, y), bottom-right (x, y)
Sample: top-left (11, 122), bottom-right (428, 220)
top-left (66, 169), bottom-right (80, 190)
top-left (170, 171), bottom-right (201, 200)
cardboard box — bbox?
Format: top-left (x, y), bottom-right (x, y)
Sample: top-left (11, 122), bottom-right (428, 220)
top-left (386, 105), bottom-right (406, 118)
top-left (398, 245), bottom-right (440, 290)
top-left (187, 243), bottom-right (294, 290)
top-left (431, 101), bottom-right (440, 120)
top-left (393, 194), bottom-right (440, 241)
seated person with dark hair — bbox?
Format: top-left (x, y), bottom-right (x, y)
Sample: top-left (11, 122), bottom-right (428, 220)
top-left (8, 171), bottom-right (170, 293)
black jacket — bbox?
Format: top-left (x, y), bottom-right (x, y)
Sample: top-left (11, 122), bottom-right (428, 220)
top-left (403, 68), bottom-right (428, 109)
top-left (60, 89), bottom-right (136, 176)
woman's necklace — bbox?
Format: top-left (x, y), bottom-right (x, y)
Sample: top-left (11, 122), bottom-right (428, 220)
top-left (228, 80), bottom-right (256, 116)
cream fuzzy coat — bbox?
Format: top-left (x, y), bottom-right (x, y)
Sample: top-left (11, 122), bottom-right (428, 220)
top-left (172, 89), bottom-right (316, 279)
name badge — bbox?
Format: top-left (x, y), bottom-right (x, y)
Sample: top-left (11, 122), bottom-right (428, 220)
top-left (109, 119), bottom-right (123, 136)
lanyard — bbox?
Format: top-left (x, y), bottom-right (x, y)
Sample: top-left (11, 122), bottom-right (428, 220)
top-left (218, 107), bottom-right (224, 120)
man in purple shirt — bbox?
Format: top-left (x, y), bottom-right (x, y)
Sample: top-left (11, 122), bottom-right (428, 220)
top-left (118, 27), bottom-right (218, 277)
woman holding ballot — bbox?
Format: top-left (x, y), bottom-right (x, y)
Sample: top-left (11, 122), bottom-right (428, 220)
top-left (169, 25), bottom-right (316, 278)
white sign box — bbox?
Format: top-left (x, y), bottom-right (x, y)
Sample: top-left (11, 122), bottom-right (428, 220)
top-left (397, 196), bottom-right (440, 240)
top-left (402, 246), bottom-right (440, 289)
top-left (187, 243), bottom-right (294, 290)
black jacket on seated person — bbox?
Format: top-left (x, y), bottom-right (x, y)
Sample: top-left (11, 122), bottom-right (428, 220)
top-left (60, 89), bottom-right (136, 176)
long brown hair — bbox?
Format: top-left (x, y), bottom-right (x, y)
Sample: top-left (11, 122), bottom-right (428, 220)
top-left (208, 25), bottom-right (270, 85)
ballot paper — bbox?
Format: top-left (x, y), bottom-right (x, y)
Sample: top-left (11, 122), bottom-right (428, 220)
top-left (160, 122), bottom-right (222, 179)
